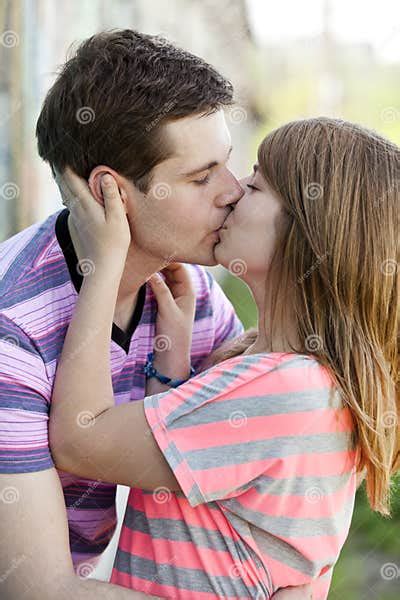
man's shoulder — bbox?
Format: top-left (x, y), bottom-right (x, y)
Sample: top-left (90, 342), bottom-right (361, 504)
top-left (1, 209), bottom-right (62, 296)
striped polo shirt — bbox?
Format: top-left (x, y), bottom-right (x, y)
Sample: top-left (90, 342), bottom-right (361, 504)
top-left (111, 352), bottom-right (358, 599)
top-left (0, 207), bottom-right (243, 572)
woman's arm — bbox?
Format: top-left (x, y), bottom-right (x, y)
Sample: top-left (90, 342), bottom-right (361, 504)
top-left (49, 172), bottom-right (193, 490)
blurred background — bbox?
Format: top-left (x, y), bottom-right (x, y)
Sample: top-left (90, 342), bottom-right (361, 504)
top-left (1, 0), bottom-right (399, 597)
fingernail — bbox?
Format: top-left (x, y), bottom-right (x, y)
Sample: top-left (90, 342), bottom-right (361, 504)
top-left (101, 174), bottom-right (113, 186)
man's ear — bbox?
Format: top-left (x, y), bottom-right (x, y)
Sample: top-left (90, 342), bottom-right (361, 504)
top-left (88, 165), bottom-right (128, 209)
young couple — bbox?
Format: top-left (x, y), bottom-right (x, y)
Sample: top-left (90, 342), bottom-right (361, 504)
top-left (0, 29), bottom-right (398, 600)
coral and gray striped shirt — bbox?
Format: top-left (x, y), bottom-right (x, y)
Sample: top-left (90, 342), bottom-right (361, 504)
top-left (0, 207), bottom-right (243, 572)
top-left (111, 352), bottom-right (358, 599)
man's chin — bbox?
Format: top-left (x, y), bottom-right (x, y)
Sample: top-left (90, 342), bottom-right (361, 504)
top-left (186, 256), bottom-right (218, 267)
top-left (180, 249), bottom-right (219, 267)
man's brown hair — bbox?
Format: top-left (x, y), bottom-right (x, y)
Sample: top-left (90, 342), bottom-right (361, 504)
top-left (36, 29), bottom-right (234, 191)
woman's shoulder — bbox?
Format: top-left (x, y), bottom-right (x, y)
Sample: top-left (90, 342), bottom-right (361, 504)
top-left (192, 351), bottom-right (340, 410)
top-left (198, 351), bottom-right (332, 384)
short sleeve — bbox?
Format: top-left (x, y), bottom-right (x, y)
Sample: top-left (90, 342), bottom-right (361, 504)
top-left (144, 355), bottom-right (290, 503)
top-left (144, 352), bottom-right (358, 592)
top-left (144, 353), bottom-right (356, 508)
top-left (0, 314), bottom-right (54, 473)
top-left (206, 271), bottom-right (244, 351)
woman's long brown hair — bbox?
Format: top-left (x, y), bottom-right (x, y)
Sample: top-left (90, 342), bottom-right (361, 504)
top-left (205, 117), bottom-right (399, 516)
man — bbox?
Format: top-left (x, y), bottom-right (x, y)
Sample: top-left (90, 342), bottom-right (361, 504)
top-left (0, 29), bottom-right (311, 598)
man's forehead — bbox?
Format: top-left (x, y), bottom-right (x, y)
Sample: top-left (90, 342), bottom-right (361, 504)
top-left (162, 110), bottom-right (232, 174)
top-left (166, 111), bottom-right (230, 149)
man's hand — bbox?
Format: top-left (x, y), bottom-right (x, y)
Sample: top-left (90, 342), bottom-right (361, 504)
top-left (272, 584), bottom-right (313, 599)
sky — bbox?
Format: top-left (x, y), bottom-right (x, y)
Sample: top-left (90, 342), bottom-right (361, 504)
top-left (246, 0), bottom-right (400, 63)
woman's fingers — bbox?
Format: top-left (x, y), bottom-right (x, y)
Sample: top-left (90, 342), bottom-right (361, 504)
top-left (59, 166), bottom-right (95, 210)
top-left (54, 168), bottom-right (84, 215)
top-left (148, 273), bottom-right (174, 308)
top-left (161, 263), bottom-right (194, 297)
top-left (272, 585), bottom-right (313, 599)
top-left (100, 174), bottom-right (126, 220)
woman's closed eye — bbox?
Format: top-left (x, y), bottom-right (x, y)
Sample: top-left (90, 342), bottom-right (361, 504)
top-left (247, 183), bottom-right (260, 192)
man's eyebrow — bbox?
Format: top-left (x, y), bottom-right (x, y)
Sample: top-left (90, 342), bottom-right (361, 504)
top-left (182, 146), bottom-right (233, 178)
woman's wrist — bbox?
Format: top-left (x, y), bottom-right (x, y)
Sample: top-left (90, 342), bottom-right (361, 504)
top-left (145, 351), bottom-right (193, 395)
top-left (152, 350), bottom-right (192, 381)
top-left (80, 259), bottom-right (124, 299)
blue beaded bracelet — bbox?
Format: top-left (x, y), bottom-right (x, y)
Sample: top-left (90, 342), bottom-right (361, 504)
top-left (144, 352), bottom-right (195, 388)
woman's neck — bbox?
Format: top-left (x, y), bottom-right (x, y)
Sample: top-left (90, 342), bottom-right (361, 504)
top-left (245, 276), bottom-right (300, 355)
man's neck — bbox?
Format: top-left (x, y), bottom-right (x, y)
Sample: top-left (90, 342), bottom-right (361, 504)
top-left (67, 212), bottom-right (164, 314)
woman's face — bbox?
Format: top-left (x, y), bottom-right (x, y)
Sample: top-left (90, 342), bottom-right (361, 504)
top-left (214, 163), bottom-right (284, 283)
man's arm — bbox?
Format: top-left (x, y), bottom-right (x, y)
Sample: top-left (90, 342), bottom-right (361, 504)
top-left (0, 469), bottom-right (159, 599)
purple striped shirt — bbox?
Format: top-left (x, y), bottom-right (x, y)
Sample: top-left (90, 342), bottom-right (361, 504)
top-left (0, 207), bottom-right (243, 571)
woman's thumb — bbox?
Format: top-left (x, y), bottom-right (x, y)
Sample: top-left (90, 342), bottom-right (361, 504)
top-left (148, 273), bottom-right (173, 302)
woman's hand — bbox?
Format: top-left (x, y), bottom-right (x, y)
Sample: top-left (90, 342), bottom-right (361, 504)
top-left (272, 585), bottom-right (313, 599)
top-left (55, 166), bottom-right (131, 268)
top-left (146, 262), bottom-right (196, 391)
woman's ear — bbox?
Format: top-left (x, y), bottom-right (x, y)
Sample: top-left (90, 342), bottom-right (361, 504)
top-left (88, 165), bottom-right (128, 209)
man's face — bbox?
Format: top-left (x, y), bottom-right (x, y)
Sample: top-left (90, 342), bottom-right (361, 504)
top-left (125, 110), bottom-right (244, 266)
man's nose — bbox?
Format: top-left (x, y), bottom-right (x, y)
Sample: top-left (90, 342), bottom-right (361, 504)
top-left (215, 179), bottom-right (245, 208)
top-left (239, 175), bottom-right (251, 187)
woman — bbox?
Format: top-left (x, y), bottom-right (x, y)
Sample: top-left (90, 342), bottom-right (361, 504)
top-left (49, 117), bottom-right (399, 599)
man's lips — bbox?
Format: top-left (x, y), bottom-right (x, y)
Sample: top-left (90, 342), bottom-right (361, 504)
top-left (215, 220), bottom-right (230, 232)
top-left (214, 211), bottom-right (232, 232)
